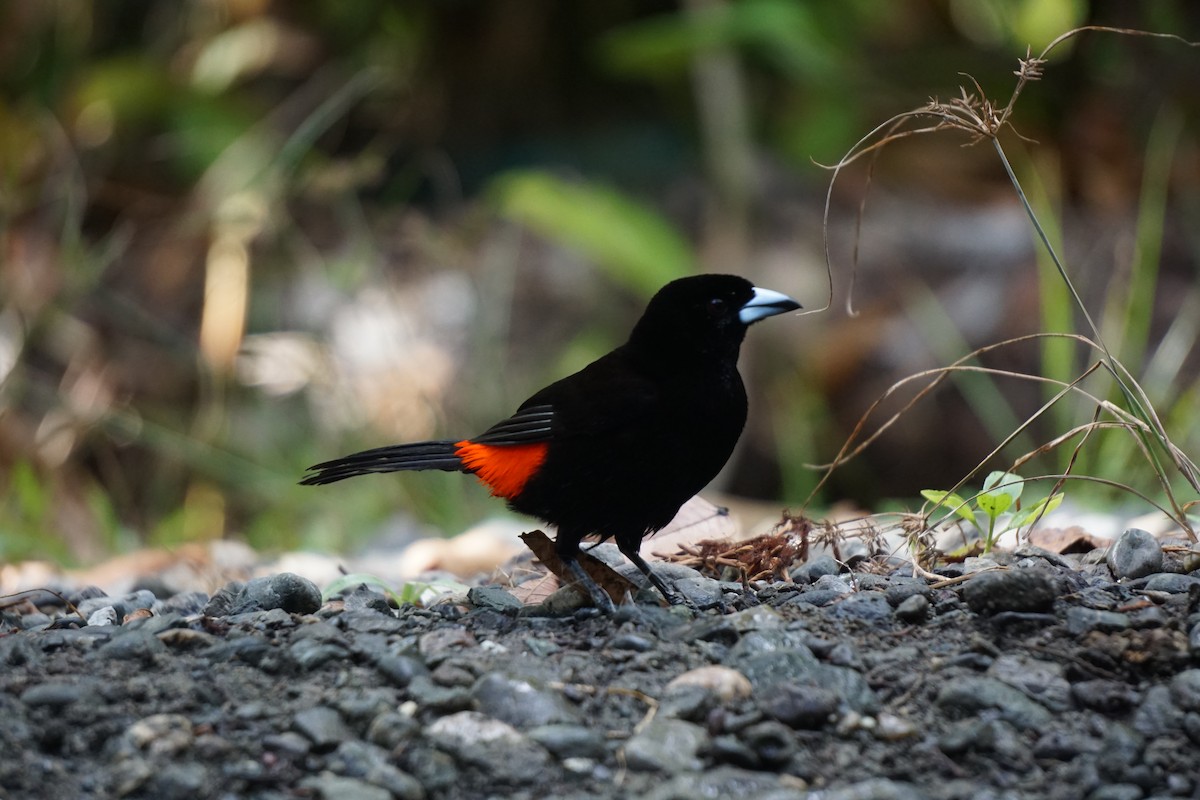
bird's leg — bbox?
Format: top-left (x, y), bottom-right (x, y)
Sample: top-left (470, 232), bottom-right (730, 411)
top-left (556, 542), bottom-right (617, 614)
top-left (618, 543), bottom-right (684, 606)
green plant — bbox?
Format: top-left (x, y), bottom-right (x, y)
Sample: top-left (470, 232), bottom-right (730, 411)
top-left (922, 470), bottom-right (1064, 553)
top-left (321, 572), bottom-right (469, 607)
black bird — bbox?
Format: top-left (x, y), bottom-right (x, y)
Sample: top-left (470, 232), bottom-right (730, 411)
top-left (302, 274), bottom-right (800, 612)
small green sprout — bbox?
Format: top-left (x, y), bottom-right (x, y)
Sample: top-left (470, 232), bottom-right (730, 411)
top-left (921, 471), bottom-right (1064, 553)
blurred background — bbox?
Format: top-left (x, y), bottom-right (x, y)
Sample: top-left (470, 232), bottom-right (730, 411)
top-left (1, 0), bottom-right (1197, 566)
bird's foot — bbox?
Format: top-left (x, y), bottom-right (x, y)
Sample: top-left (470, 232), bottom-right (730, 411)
top-left (564, 557), bottom-right (617, 614)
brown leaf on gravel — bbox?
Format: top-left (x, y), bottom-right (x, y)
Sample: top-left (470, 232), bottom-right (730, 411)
top-left (646, 496), bottom-right (740, 558)
top-left (519, 530), bottom-right (637, 605)
top-left (1028, 526), bottom-right (1110, 554)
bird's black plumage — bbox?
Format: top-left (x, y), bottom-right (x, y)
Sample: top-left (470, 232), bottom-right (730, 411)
top-left (302, 274), bottom-right (800, 611)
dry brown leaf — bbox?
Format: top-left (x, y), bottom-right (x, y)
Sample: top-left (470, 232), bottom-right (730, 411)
top-left (647, 495), bottom-right (740, 560)
top-left (508, 572), bottom-right (560, 605)
top-left (1028, 526), bottom-right (1110, 554)
top-left (519, 530), bottom-right (637, 605)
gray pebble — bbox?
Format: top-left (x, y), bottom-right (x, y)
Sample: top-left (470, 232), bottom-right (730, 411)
top-left (19, 681), bottom-right (88, 708)
top-left (289, 638), bottom-right (348, 672)
top-left (366, 711), bottom-right (419, 750)
top-left (622, 717), bottom-right (708, 773)
top-left (827, 592), bottom-right (893, 621)
top-left (1066, 607), bottom-right (1132, 636)
top-left (406, 676), bottom-right (473, 713)
top-left (1087, 785), bottom-right (1144, 800)
top-left (86, 607), bottom-right (120, 627)
top-left (1033, 729), bottom-right (1099, 760)
top-left (471, 671), bottom-right (579, 728)
top-left (1106, 528), bottom-right (1163, 579)
top-left (808, 778), bottom-right (927, 800)
top-left (1169, 669), bottom-right (1200, 712)
top-left (1071, 680), bottom-right (1139, 714)
top-left (528, 723), bottom-right (607, 759)
top-left (92, 630), bottom-right (166, 664)
top-left (761, 683), bottom-right (839, 728)
top-left (935, 676), bottom-right (1052, 730)
top-left (610, 633), bottom-right (655, 651)
top-left (239, 573), bottom-right (322, 615)
top-left (740, 720), bottom-right (796, 767)
top-left (1140, 573), bottom-right (1200, 593)
top-left (425, 711), bottom-right (551, 784)
top-left (732, 648), bottom-right (819, 691)
top-left (894, 594), bottom-right (930, 622)
top-left (468, 585), bottom-right (523, 612)
top-left (644, 766), bottom-right (804, 800)
top-left (298, 774), bottom-right (392, 800)
top-left (790, 555), bottom-right (841, 584)
top-left (328, 740), bottom-right (425, 800)
top-left (293, 706), bottom-right (353, 752)
top-left (372, 654), bottom-right (424, 688)
top-left (141, 763), bottom-right (210, 800)
top-left (671, 574), bottom-right (728, 609)
top-left (1131, 685), bottom-right (1183, 737)
top-left (962, 569), bottom-right (1057, 615)
top-left (77, 589), bottom-right (157, 621)
top-left (988, 655), bottom-right (1072, 712)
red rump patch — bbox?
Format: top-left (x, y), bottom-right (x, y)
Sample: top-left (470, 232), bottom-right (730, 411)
top-left (455, 440), bottom-right (548, 500)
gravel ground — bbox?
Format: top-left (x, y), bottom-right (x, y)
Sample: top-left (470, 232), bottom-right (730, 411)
top-left (3, 529), bottom-right (1200, 800)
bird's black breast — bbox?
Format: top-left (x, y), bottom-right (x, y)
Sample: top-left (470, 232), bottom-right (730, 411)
top-left (508, 345), bottom-right (747, 538)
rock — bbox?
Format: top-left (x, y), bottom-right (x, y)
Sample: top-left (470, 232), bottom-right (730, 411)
top-left (205, 574), bottom-right (321, 616)
top-left (92, 630), bottom-right (166, 664)
top-left (1066, 607), bottom-right (1132, 636)
top-left (366, 711), bottom-right (419, 750)
top-left (293, 706), bottom-right (354, 752)
top-left (1106, 528), bottom-right (1162, 579)
top-left (988, 655), bottom-right (1072, 712)
top-left (761, 683), bottom-right (839, 728)
top-left (1087, 785), bottom-right (1144, 800)
top-left (1071, 680), bottom-right (1139, 714)
top-left (894, 594), bottom-right (930, 623)
top-left (644, 766), bottom-right (806, 800)
top-left (1169, 669), bottom-right (1200, 712)
top-left (827, 592), bottom-right (893, 621)
top-left (528, 724), bottom-right (607, 760)
top-left (471, 671), bottom-right (579, 729)
top-left (1139, 573), bottom-right (1200, 593)
top-left (668, 574), bottom-right (727, 610)
top-left (327, 741), bottom-right (425, 800)
top-left (935, 676), bottom-right (1052, 730)
top-left (124, 714), bottom-right (195, 757)
top-left (808, 778), bottom-right (927, 800)
top-left (77, 590), bottom-right (157, 621)
top-left (19, 681), bottom-right (88, 708)
top-left (609, 633), bottom-right (655, 651)
top-left (961, 569), bottom-right (1057, 615)
top-left (621, 718), bottom-right (708, 773)
top-left (790, 555), bottom-right (841, 584)
top-left (425, 711), bottom-right (550, 784)
top-left (298, 774), bottom-right (392, 800)
top-left (1032, 729), bottom-right (1098, 760)
top-left (467, 586), bottom-right (522, 612)
top-left (730, 648), bottom-right (819, 691)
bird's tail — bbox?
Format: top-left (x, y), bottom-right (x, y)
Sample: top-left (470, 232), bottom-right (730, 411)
top-left (300, 440), bottom-right (463, 485)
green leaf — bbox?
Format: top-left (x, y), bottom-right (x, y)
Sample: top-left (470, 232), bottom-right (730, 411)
top-left (322, 573), bottom-right (404, 605)
top-left (1009, 492), bottom-right (1065, 531)
top-left (975, 490), bottom-right (1013, 519)
top-left (490, 170), bottom-right (693, 298)
top-left (921, 489), bottom-right (976, 526)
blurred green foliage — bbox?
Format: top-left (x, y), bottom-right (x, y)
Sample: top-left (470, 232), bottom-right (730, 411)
top-left (0, 1), bottom-right (1196, 564)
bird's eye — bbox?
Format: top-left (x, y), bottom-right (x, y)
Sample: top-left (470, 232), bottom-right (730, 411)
top-left (708, 297), bottom-right (726, 315)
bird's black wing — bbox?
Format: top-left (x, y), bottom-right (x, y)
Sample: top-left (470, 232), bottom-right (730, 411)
top-left (469, 404), bottom-right (555, 445)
